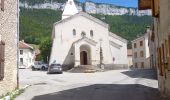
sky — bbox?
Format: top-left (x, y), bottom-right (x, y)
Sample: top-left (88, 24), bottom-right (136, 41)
top-left (79, 0), bottom-right (138, 8)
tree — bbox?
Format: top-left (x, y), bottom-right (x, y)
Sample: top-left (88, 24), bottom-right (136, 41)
top-left (39, 38), bottom-right (52, 63)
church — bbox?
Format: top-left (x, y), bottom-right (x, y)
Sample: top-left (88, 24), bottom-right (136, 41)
top-left (49, 0), bottom-right (128, 69)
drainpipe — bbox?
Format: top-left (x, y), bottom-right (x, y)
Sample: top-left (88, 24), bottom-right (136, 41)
top-left (17, 0), bottom-right (20, 88)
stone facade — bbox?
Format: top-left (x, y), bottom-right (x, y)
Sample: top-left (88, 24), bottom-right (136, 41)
top-left (138, 0), bottom-right (170, 98)
top-left (0, 0), bottom-right (18, 96)
top-left (153, 0), bottom-right (170, 97)
top-left (131, 30), bottom-right (150, 69)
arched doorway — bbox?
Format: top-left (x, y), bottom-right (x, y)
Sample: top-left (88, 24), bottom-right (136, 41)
top-left (80, 51), bottom-right (88, 65)
top-left (80, 45), bottom-right (91, 65)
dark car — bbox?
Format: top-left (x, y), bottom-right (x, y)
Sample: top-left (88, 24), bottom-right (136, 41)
top-left (47, 64), bottom-right (63, 74)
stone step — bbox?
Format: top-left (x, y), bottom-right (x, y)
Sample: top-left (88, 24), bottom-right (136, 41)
top-left (68, 65), bottom-right (102, 73)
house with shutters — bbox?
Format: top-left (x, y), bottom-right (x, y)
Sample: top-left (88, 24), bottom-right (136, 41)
top-left (0, 0), bottom-right (18, 96)
top-left (138, 0), bottom-right (170, 98)
top-left (131, 28), bottom-right (151, 69)
top-left (19, 40), bottom-right (35, 69)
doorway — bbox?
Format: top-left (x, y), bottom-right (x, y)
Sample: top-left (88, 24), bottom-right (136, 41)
top-left (80, 51), bottom-right (88, 65)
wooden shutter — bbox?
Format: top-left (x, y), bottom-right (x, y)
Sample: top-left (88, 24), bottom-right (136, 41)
top-left (1, 0), bottom-right (4, 11)
top-left (157, 47), bottom-right (163, 76)
top-left (168, 36), bottom-right (170, 70)
top-left (0, 41), bottom-right (5, 80)
top-left (151, 0), bottom-right (160, 17)
top-left (161, 44), bottom-right (166, 77)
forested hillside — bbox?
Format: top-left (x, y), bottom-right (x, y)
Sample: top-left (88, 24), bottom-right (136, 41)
top-left (19, 8), bottom-right (152, 48)
top-left (20, 8), bottom-right (62, 44)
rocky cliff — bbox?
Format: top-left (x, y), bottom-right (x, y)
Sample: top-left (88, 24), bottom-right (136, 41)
top-left (19, 1), bottom-right (151, 16)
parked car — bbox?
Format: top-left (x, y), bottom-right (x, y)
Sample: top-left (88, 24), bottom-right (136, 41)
top-left (32, 61), bottom-right (48, 71)
top-left (47, 64), bottom-right (63, 74)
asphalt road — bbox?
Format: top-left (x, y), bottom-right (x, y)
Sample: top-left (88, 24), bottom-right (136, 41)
top-left (15, 69), bottom-right (164, 100)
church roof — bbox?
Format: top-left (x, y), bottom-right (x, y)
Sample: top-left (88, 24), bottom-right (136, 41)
top-left (109, 32), bottom-right (128, 43)
top-left (73, 37), bottom-right (97, 46)
top-left (54, 12), bottom-right (109, 28)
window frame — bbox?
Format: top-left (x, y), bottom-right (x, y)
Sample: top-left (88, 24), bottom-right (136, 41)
top-left (20, 58), bottom-right (23, 65)
top-left (73, 29), bottom-right (76, 36)
top-left (20, 50), bottom-right (23, 55)
top-left (140, 41), bottom-right (143, 47)
top-left (90, 30), bottom-right (94, 37)
top-left (140, 51), bottom-right (144, 57)
top-left (134, 43), bottom-right (137, 48)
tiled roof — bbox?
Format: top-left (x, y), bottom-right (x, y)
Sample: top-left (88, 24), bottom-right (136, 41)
top-left (19, 41), bottom-right (33, 49)
top-left (127, 49), bottom-right (132, 56)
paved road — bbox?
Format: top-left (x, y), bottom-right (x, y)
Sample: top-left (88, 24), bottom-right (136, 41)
top-left (15, 69), bottom-right (164, 100)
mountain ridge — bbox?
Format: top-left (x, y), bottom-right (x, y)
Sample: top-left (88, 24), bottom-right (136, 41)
top-left (19, 0), bottom-right (151, 16)
top-left (19, 8), bottom-right (152, 48)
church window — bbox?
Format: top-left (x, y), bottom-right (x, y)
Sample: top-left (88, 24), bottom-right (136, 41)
top-left (73, 29), bottom-right (76, 36)
top-left (90, 30), bottom-right (93, 37)
top-left (81, 31), bottom-right (86, 37)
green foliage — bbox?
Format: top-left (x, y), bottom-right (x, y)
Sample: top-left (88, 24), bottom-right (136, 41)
top-left (19, 8), bottom-right (62, 44)
top-left (39, 38), bottom-right (52, 63)
top-left (20, 8), bottom-right (152, 49)
top-left (92, 14), bottom-right (153, 48)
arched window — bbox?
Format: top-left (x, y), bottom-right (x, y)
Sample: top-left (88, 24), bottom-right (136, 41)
top-left (73, 29), bottom-right (76, 36)
top-left (90, 30), bottom-right (93, 37)
top-left (81, 31), bottom-right (86, 37)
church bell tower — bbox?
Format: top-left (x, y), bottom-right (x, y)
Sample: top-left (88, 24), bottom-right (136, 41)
top-left (62, 0), bottom-right (79, 20)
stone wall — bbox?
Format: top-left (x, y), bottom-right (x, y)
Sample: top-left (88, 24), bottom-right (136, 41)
top-left (0, 0), bottom-right (18, 96)
top-left (153, 0), bottom-right (170, 98)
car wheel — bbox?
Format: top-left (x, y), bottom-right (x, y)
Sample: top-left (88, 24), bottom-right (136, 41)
top-left (32, 66), bottom-right (35, 71)
top-left (41, 66), bottom-right (46, 70)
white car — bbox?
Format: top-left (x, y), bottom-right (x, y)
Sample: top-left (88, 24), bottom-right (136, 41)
top-left (32, 61), bottom-right (48, 70)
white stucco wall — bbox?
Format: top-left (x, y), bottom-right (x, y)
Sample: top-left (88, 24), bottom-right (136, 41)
top-left (50, 13), bottom-right (128, 67)
top-left (19, 49), bottom-right (35, 68)
top-left (132, 33), bottom-right (150, 69)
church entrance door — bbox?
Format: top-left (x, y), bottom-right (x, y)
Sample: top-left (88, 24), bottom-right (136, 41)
top-left (80, 51), bottom-right (88, 65)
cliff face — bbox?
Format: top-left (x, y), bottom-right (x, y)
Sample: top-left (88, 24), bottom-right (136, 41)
top-left (19, 1), bottom-right (151, 16)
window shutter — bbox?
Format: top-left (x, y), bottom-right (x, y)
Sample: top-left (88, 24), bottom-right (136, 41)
top-left (1, 0), bottom-right (4, 11)
top-left (168, 36), bottom-right (170, 70)
top-left (0, 41), bottom-right (5, 80)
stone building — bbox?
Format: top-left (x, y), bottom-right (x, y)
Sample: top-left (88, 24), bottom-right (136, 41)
top-left (139, 0), bottom-right (170, 98)
top-left (50, 0), bottom-right (128, 69)
top-left (131, 29), bottom-right (150, 69)
top-left (19, 41), bottom-right (35, 69)
top-left (0, 0), bottom-right (18, 96)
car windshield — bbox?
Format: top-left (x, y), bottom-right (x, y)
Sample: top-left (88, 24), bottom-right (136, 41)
top-left (51, 64), bottom-right (61, 68)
